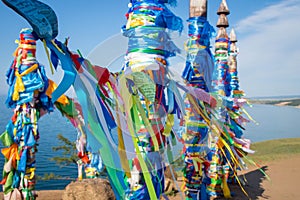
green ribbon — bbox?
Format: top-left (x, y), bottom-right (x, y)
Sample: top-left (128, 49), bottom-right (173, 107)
top-left (0, 131), bottom-right (13, 147)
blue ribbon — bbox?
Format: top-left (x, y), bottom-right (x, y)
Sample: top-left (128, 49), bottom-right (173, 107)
top-left (182, 17), bottom-right (215, 92)
top-left (46, 40), bottom-right (77, 103)
top-left (130, 0), bottom-right (177, 7)
top-left (2, 0), bottom-right (58, 40)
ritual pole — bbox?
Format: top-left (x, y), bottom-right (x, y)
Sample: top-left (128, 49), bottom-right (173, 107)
top-left (208, 0), bottom-right (232, 198)
top-left (182, 0), bottom-right (216, 199)
top-left (228, 29), bottom-right (243, 99)
top-left (120, 1), bottom-right (183, 199)
top-left (0, 28), bottom-right (54, 200)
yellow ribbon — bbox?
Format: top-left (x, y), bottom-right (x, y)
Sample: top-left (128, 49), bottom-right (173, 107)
top-left (222, 177), bottom-right (232, 198)
top-left (106, 82), bottom-right (131, 178)
top-left (42, 39), bottom-right (55, 75)
top-left (12, 63), bottom-right (39, 101)
top-left (24, 167), bottom-right (35, 180)
top-left (218, 140), bottom-right (250, 199)
top-left (241, 107), bottom-right (258, 124)
top-left (133, 96), bottom-right (159, 152)
top-left (46, 79), bottom-right (69, 105)
top-left (163, 114), bottom-right (174, 136)
top-left (126, 12), bottom-right (133, 29)
top-left (193, 157), bottom-right (204, 176)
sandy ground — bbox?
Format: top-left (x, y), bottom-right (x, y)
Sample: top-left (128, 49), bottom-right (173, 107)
top-left (274, 101), bottom-right (300, 109)
top-left (1, 154), bottom-right (300, 200)
top-left (274, 102), bottom-right (291, 106)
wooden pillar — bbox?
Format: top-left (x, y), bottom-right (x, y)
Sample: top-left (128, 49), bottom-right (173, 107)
top-left (190, 0), bottom-right (207, 18)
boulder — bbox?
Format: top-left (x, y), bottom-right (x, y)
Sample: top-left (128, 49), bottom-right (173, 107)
top-left (62, 178), bottom-right (115, 200)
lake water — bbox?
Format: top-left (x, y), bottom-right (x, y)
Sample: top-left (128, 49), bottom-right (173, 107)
top-left (243, 104), bottom-right (300, 142)
top-left (0, 96), bottom-right (299, 190)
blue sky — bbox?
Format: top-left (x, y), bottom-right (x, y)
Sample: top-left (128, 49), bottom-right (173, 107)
top-left (0, 0), bottom-right (299, 98)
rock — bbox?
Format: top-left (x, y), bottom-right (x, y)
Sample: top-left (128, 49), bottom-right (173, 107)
top-left (62, 178), bottom-right (115, 200)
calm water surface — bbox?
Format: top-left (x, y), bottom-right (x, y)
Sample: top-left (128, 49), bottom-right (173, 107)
top-left (243, 104), bottom-right (300, 142)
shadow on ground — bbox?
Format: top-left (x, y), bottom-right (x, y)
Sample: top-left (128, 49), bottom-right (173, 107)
top-left (216, 166), bottom-right (269, 200)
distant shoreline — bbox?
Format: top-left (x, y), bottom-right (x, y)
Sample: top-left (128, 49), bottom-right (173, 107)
top-left (248, 98), bottom-right (300, 108)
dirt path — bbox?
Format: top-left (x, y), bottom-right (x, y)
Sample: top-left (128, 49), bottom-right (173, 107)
top-left (254, 155), bottom-right (300, 200)
top-left (237, 154), bottom-right (300, 200)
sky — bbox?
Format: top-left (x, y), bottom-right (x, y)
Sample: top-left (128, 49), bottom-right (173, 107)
top-left (0, 0), bottom-right (299, 98)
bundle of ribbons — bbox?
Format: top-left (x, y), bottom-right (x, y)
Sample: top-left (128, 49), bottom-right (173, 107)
top-left (208, 1), bottom-right (255, 198)
top-left (181, 15), bottom-right (216, 200)
top-left (0, 28), bottom-right (53, 200)
top-left (120, 0), bottom-right (184, 199)
top-left (210, 12), bottom-right (232, 197)
top-left (54, 95), bottom-right (104, 180)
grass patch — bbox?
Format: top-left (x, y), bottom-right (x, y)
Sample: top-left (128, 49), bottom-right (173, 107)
top-left (248, 138), bottom-right (300, 161)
